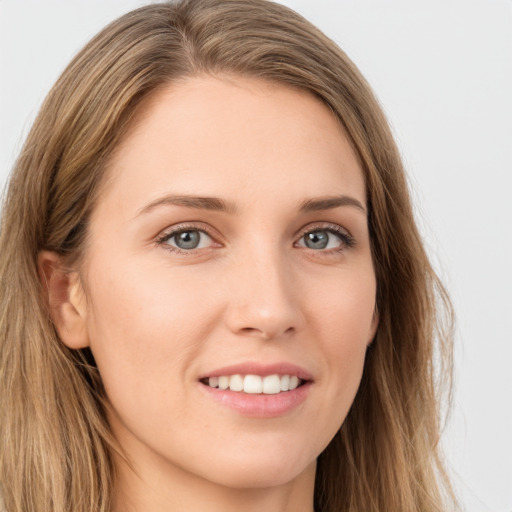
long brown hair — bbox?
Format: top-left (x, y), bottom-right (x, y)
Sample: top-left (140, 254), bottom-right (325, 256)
top-left (0, 1), bottom-right (456, 510)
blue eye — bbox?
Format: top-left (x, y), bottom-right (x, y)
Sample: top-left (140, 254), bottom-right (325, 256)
top-left (162, 229), bottom-right (213, 250)
top-left (297, 228), bottom-right (351, 250)
top-left (304, 231), bottom-right (329, 249)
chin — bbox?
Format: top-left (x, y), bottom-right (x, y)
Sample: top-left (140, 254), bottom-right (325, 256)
top-left (184, 439), bottom-right (317, 490)
top-left (198, 456), bottom-right (316, 490)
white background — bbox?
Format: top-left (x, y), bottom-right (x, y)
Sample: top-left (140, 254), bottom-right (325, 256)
top-left (1, 1), bottom-right (511, 511)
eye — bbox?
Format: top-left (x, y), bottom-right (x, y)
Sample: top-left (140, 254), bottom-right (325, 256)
top-left (159, 228), bottom-right (214, 251)
top-left (296, 226), bottom-right (353, 251)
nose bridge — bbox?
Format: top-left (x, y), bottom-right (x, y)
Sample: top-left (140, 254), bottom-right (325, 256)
top-left (224, 239), bottom-right (301, 339)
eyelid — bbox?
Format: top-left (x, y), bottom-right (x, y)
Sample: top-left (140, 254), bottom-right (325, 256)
top-left (295, 222), bottom-right (352, 238)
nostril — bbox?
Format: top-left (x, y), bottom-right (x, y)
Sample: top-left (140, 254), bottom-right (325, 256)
top-left (240, 326), bottom-right (273, 338)
top-left (236, 325), bottom-right (295, 340)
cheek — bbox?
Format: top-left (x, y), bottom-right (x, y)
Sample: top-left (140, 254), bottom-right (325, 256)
top-left (310, 262), bottom-right (376, 340)
top-left (83, 259), bottom-right (221, 394)
top-left (310, 267), bottom-right (376, 404)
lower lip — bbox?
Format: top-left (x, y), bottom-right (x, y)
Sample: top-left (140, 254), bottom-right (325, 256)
top-left (199, 382), bottom-right (312, 418)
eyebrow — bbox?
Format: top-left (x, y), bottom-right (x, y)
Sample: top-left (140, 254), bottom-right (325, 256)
top-left (136, 193), bottom-right (366, 218)
top-left (136, 195), bottom-right (237, 217)
top-left (298, 195), bottom-right (367, 214)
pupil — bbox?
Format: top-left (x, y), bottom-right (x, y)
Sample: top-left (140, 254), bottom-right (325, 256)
top-left (305, 231), bottom-right (328, 249)
top-left (176, 231), bottom-right (200, 249)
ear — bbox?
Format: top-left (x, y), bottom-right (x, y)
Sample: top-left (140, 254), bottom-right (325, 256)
top-left (38, 250), bottom-right (90, 349)
top-left (367, 306), bottom-right (379, 346)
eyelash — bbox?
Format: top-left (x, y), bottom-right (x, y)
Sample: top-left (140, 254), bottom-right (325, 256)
top-left (155, 222), bottom-right (355, 255)
top-left (296, 223), bottom-right (355, 252)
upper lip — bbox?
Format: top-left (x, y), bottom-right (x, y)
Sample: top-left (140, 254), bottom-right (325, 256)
top-left (199, 362), bottom-right (314, 382)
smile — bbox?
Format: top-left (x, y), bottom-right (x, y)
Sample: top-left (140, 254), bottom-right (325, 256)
top-left (203, 374), bottom-right (303, 394)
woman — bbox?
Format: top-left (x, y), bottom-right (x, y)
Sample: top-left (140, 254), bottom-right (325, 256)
top-left (0, 1), bottom-right (456, 511)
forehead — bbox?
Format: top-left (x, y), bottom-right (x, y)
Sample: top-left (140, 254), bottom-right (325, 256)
top-left (98, 75), bottom-right (365, 217)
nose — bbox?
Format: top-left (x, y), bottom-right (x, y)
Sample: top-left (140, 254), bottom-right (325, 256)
top-left (223, 247), bottom-right (304, 340)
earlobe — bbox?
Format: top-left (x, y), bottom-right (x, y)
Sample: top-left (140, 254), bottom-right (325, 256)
top-left (38, 251), bottom-right (90, 349)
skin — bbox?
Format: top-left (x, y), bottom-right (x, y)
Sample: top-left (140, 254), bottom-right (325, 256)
top-left (41, 75), bottom-right (378, 512)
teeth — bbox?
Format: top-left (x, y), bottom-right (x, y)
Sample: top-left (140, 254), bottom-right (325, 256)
top-left (229, 374), bottom-right (243, 391)
top-left (243, 374), bottom-right (263, 394)
top-left (262, 374), bottom-right (281, 394)
top-left (206, 374), bottom-right (303, 394)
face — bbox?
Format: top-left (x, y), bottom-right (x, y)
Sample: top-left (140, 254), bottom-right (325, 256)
top-left (76, 76), bottom-right (377, 491)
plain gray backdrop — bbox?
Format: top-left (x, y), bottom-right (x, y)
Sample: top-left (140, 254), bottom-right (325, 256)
top-left (1, 1), bottom-right (511, 511)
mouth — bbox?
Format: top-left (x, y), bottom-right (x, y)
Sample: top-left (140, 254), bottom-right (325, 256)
top-left (200, 374), bottom-right (306, 395)
top-left (198, 363), bottom-right (313, 417)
